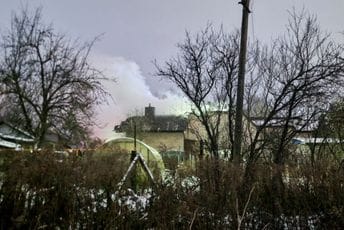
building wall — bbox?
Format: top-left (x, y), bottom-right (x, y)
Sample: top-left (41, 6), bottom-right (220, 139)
top-left (139, 132), bottom-right (184, 153)
top-left (185, 113), bottom-right (258, 149)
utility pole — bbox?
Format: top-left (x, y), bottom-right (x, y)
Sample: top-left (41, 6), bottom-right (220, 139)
top-left (233, 0), bottom-right (251, 164)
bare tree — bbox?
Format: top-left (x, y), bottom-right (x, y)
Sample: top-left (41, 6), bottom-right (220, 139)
top-left (245, 10), bottom-right (344, 165)
top-left (0, 8), bottom-right (109, 146)
top-left (241, 9), bottom-right (344, 215)
top-left (155, 27), bottom-right (243, 158)
top-left (314, 99), bottom-right (344, 163)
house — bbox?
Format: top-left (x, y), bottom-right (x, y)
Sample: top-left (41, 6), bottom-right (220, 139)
top-left (0, 121), bottom-right (70, 151)
top-left (250, 116), bottom-right (317, 140)
top-left (185, 111), bottom-right (258, 156)
top-left (0, 121), bottom-right (35, 150)
top-left (114, 104), bottom-right (188, 154)
top-left (114, 105), bottom-right (258, 159)
top-left (41, 130), bottom-right (73, 150)
top-left (114, 106), bottom-right (323, 161)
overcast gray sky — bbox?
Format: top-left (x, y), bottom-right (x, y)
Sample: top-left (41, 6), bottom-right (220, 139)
top-left (1, 0), bottom-right (344, 139)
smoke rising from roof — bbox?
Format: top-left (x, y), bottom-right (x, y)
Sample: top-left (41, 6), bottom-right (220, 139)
top-left (91, 55), bottom-right (190, 139)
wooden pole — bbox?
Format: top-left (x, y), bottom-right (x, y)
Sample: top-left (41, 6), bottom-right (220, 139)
top-left (134, 121), bottom-right (137, 152)
top-left (233, 0), bottom-right (251, 164)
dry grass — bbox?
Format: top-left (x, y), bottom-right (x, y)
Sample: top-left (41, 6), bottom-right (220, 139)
top-left (1, 150), bottom-right (344, 228)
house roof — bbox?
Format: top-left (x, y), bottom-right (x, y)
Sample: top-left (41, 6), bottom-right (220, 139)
top-left (249, 116), bottom-right (317, 132)
top-left (0, 137), bottom-right (21, 149)
top-left (115, 115), bottom-right (188, 133)
top-left (147, 115), bottom-right (188, 132)
top-left (292, 137), bottom-right (341, 145)
top-left (250, 117), bottom-right (299, 127)
top-left (0, 121), bottom-right (35, 143)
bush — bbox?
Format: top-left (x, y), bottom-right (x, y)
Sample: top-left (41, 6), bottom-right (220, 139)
top-left (0, 150), bottom-right (128, 229)
top-left (1, 151), bottom-right (344, 228)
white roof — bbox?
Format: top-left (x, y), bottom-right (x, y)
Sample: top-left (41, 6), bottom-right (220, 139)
top-left (0, 138), bottom-right (21, 149)
top-left (0, 122), bottom-right (34, 142)
top-left (251, 117), bottom-right (317, 132)
top-left (0, 133), bottom-right (34, 142)
top-left (292, 137), bottom-right (341, 144)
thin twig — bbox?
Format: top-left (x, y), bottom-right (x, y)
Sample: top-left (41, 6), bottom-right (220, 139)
top-left (236, 184), bottom-right (256, 229)
top-left (189, 207), bottom-right (199, 230)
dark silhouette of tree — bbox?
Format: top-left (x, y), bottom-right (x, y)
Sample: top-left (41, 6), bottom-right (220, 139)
top-left (243, 10), bottom-right (344, 215)
top-left (246, 10), bottom-right (344, 165)
top-left (0, 8), bottom-right (109, 146)
top-left (314, 99), bottom-right (344, 163)
top-left (155, 26), bottom-right (259, 159)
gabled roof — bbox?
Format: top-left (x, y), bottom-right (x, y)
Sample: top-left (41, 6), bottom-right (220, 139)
top-left (145, 115), bottom-right (187, 132)
top-left (250, 117), bottom-right (301, 128)
top-left (292, 137), bottom-right (341, 145)
top-left (115, 104), bottom-right (188, 133)
top-left (249, 116), bottom-right (317, 132)
top-left (0, 121), bottom-right (35, 143)
top-left (0, 137), bottom-right (21, 149)
top-left (115, 115), bottom-right (188, 133)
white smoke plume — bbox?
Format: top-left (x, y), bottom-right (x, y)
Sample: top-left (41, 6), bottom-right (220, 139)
top-left (91, 55), bottom-right (190, 139)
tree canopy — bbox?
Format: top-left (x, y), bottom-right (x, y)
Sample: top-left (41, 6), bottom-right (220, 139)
top-left (156, 10), bottom-right (344, 163)
top-left (0, 8), bottom-right (109, 146)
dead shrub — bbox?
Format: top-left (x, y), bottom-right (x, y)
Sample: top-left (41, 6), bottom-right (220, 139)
top-left (1, 151), bottom-right (344, 228)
